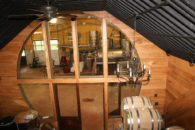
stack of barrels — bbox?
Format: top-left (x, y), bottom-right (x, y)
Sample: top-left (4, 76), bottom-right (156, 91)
top-left (121, 96), bottom-right (163, 130)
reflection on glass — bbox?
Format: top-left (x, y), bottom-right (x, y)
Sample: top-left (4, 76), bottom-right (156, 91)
top-left (49, 19), bottom-right (75, 78)
top-left (18, 26), bottom-right (48, 79)
top-left (77, 17), bottom-right (103, 76)
top-left (107, 24), bottom-right (133, 75)
top-left (19, 84), bottom-right (53, 116)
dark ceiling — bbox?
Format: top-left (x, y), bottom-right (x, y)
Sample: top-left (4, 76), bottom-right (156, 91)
top-left (0, 0), bottom-right (194, 62)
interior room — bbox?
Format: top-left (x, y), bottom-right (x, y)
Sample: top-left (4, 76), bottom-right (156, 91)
top-left (0, 0), bottom-right (194, 130)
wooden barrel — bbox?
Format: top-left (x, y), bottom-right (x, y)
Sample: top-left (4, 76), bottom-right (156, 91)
top-left (123, 96), bottom-right (153, 110)
top-left (165, 126), bottom-right (185, 130)
top-left (123, 108), bottom-right (163, 130)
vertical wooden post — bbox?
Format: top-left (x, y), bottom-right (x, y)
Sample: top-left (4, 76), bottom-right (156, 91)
top-left (42, 21), bottom-right (59, 129)
top-left (71, 20), bottom-right (80, 81)
top-left (42, 21), bottom-right (53, 79)
top-left (71, 19), bottom-right (81, 121)
top-left (102, 19), bottom-right (108, 130)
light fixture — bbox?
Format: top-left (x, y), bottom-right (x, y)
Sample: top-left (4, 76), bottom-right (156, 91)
top-left (49, 18), bottom-right (57, 23)
top-left (116, 14), bottom-right (151, 84)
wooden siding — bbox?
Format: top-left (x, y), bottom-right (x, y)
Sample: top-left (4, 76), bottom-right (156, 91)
top-left (165, 56), bottom-right (195, 130)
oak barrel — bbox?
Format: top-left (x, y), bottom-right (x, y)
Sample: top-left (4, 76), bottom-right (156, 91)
top-left (121, 96), bottom-right (153, 116)
top-left (123, 96), bottom-right (153, 110)
top-left (123, 108), bottom-right (163, 130)
top-left (165, 126), bottom-right (185, 130)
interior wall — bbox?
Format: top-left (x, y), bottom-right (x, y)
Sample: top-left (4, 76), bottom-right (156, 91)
top-left (0, 11), bottom-right (168, 120)
top-left (0, 21), bottom-right (40, 118)
top-left (165, 55), bottom-right (195, 130)
top-left (86, 11), bottom-right (168, 115)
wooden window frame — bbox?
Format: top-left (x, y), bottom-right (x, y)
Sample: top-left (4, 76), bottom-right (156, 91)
top-left (17, 19), bottom-right (128, 130)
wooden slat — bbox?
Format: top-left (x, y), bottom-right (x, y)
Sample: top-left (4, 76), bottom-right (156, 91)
top-left (102, 18), bottom-right (108, 130)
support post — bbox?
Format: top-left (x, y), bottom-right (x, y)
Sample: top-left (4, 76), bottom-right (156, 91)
top-left (102, 18), bottom-right (108, 130)
top-left (71, 19), bottom-right (81, 123)
top-left (42, 21), bottom-right (59, 129)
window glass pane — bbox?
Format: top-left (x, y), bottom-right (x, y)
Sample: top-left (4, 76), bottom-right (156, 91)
top-left (21, 50), bottom-right (25, 56)
top-left (77, 15), bottom-right (103, 77)
top-left (35, 41), bottom-right (42, 46)
top-left (50, 40), bottom-right (58, 50)
top-left (51, 45), bottom-right (58, 50)
top-left (107, 24), bottom-right (133, 76)
top-left (49, 19), bottom-right (75, 78)
top-left (36, 45), bottom-right (42, 50)
top-left (33, 40), bottom-right (44, 51)
top-left (19, 84), bottom-right (53, 116)
top-left (50, 40), bottom-right (58, 45)
top-left (18, 26), bottom-right (48, 79)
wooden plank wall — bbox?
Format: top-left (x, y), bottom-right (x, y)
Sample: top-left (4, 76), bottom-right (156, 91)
top-left (0, 11), bottom-right (169, 129)
top-left (85, 11), bottom-right (168, 115)
top-left (165, 56), bottom-right (195, 130)
top-left (0, 21), bottom-right (40, 118)
top-left (79, 84), bottom-right (104, 130)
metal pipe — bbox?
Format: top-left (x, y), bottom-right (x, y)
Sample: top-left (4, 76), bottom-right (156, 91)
top-left (97, 49), bottom-right (123, 58)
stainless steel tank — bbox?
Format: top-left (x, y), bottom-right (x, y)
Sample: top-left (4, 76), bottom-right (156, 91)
top-left (89, 31), bottom-right (98, 47)
top-left (97, 49), bottom-right (123, 58)
top-left (68, 32), bottom-right (72, 45)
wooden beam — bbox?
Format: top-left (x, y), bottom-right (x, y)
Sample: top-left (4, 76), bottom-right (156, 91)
top-left (17, 77), bottom-right (128, 84)
top-left (42, 21), bottom-right (53, 79)
top-left (102, 18), bottom-right (108, 130)
top-left (71, 19), bottom-right (82, 127)
top-left (71, 20), bottom-right (80, 82)
top-left (49, 83), bottom-right (59, 128)
top-left (17, 79), bottom-right (50, 84)
top-left (102, 19), bottom-right (108, 79)
top-left (42, 21), bottom-right (59, 129)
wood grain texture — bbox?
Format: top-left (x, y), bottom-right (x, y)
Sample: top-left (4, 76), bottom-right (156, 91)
top-left (165, 56), bottom-right (195, 129)
top-left (42, 21), bottom-right (59, 129)
top-left (0, 11), bottom-right (169, 129)
top-left (71, 20), bottom-right (80, 81)
top-left (85, 11), bottom-right (168, 116)
top-left (102, 18), bottom-right (109, 130)
top-left (42, 21), bottom-right (53, 79)
top-left (79, 83), bottom-right (104, 130)
top-left (0, 20), bottom-right (40, 118)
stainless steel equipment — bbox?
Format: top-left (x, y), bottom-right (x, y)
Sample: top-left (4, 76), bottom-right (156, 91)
top-left (97, 49), bottom-right (123, 59)
top-left (89, 31), bottom-right (98, 47)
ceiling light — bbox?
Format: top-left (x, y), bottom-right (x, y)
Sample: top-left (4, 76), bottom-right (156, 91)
top-left (50, 18), bottom-right (57, 23)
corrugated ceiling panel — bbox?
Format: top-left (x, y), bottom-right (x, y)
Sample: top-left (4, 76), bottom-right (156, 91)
top-left (0, 0), bottom-right (194, 62)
